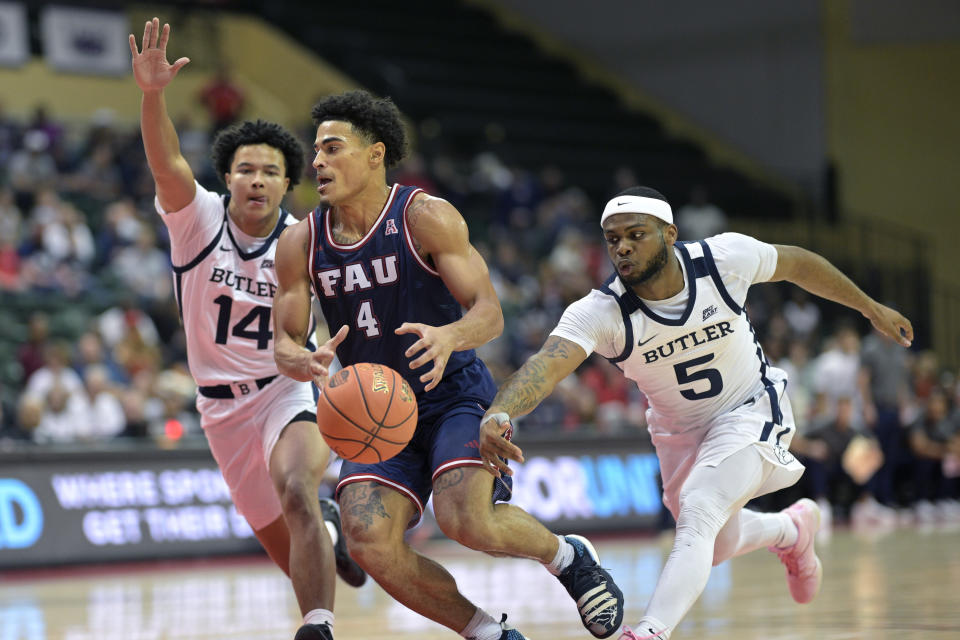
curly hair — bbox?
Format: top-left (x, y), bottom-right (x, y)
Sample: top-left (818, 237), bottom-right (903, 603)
top-left (311, 90), bottom-right (408, 168)
top-left (210, 119), bottom-right (305, 191)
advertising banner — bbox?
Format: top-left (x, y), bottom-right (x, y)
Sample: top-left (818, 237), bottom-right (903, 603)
top-left (0, 435), bottom-right (660, 568)
top-left (0, 2), bottom-right (28, 67)
top-left (40, 6), bottom-right (129, 75)
top-left (0, 450), bottom-right (260, 569)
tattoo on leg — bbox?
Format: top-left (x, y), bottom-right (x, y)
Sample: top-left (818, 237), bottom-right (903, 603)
top-left (340, 484), bottom-right (391, 530)
top-left (433, 468), bottom-right (464, 496)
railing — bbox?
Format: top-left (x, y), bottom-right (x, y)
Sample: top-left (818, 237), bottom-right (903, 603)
top-left (729, 211), bottom-right (958, 368)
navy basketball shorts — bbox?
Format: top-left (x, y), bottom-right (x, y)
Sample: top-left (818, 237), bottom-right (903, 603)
top-left (336, 400), bottom-right (513, 527)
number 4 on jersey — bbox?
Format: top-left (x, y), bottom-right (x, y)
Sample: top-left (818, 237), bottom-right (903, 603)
top-left (356, 300), bottom-right (381, 337)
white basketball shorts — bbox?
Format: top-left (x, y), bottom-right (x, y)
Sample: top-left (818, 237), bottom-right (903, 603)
top-left (648, 382), bottom-right (806, 518)
top-left (197, 375), bottom-right (316, 530)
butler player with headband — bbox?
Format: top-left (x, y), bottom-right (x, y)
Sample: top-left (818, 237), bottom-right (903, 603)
top-left (273, 90), bottom-right (624, 640)
top-left (479, 186), bottom-right (913, 640)
top-left (130, 19), bottom-right (365, 640)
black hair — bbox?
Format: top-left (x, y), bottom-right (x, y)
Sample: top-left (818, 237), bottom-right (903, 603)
top-left (311, 90), bottom-right (408, 168)
top-left (611, 186), bottom-right (671, 227)
top-left (613, 185), bottom-right (670, 203)
top-left (210, 119), bottom-right (305, 190)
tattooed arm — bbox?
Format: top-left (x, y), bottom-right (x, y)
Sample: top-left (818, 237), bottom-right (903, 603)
top-left (478, 335), bottom-right (588, 477)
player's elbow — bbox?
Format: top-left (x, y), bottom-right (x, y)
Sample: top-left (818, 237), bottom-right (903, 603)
top-left (490, 306), bottom-right (504, 339)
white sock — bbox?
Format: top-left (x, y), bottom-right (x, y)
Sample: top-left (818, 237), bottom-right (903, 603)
top-left (303, 608), bottom-right (334, 628)
top-left (460, 607), bottom-right (500, 640)
top-left (772, 512), bottom-right (798, 549)
top-left (632, 616), bottom-right (670, 639)
top-left (324, 519), bottom-right (339, 546)
top-left (544, 535), bottom-right (575, 575)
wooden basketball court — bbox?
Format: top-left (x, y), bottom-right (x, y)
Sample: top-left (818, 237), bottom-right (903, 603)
top-left (3, 525), bottom-right (959, 639)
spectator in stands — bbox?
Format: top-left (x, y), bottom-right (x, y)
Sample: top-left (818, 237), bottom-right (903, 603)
top-left (82, 364), bottom-right (126, 440)
top-left (26, 105), bottom-right (65, 160)
top-left (811, 322), bottom-right (868, 423)
top-left (74, 330), bottom-right (127, 384)
top-left (777, 339), bottom-right (816, 433)
top-left (25, 341), bottom-right (84, 399)
top-left (94, 198), bottom-right (143, 268)
top-left (97, 297), bottom-right (161, 351)
top-left (64, 142), bottom-right (123, 205)
top-left (0, 234), bottom-right (20, 291)
top-left (198, 62), bottom-right (245, 135)
top-left (8, 130), bottom-right (58, 211)
top-left (17, 313), bottom-right (50, 384)
top-left (0, 187), bottom-right (22, 242)
top-left (10, 395), bottom-right (43, 443)
top-left (783, 289), bottom-right (821, 339)
top-left (40, 200), bottom-right (96, 268)
top-left (802, 396), bottom-right (862, 525)
top-left (109, 222), bottom-right (172, 303)
top-left (860, 325), bottom-right (912, 510)
top-left (676, 184), bottom-right (727, 240)
top-left (908, 386), bottom-right (960, 522)
top-left (32, 380), bottom-right (90, 444)
top-left (911, 350), bottom-right (940, 400)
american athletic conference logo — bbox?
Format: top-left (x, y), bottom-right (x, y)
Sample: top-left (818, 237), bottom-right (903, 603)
top-left (384, 219), bottom-right (398, 236)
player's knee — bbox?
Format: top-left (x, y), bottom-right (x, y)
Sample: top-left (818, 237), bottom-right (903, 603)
top-left (677, 488), bottom-right (726, 540)
top-left (275, 474), bottom-right (317, 521)
top-left (342, 529), bottom-right (393, 575)
top-left (434, 506), bottom-right (493, 551)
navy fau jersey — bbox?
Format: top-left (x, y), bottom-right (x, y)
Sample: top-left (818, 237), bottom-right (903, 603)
top-left (308, 184), bottom-right (491, 407)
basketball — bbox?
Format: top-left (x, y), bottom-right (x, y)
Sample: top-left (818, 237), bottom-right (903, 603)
top-left (317, 362), bottom-right (418, 463)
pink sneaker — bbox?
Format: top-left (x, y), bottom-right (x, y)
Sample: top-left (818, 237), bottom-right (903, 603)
top-left (618, 626), bottom-right (666, 640)
top-left (770, 498), bottom-right (823, 603)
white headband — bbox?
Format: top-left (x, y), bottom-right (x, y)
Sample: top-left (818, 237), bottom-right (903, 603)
top-left (601, 195), bottom-right (673, 227)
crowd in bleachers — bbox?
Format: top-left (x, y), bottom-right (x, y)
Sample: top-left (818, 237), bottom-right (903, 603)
top-left (1, 105), bottom-right (958, 529)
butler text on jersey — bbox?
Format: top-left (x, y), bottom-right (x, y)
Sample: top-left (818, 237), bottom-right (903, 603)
top-left (641, 320), bottom-right (734, 363)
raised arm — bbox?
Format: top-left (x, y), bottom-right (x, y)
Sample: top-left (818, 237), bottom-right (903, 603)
top-left (273, 222), bottom-right (347, 387)
top-left (396, 194), bottom-right (504, 390)
top-left (129, 18), bottom-right (194, 212)
top-left (770, 244), bottom-right (913, 347)
top-left (478, 335), bottom-right (588, 477)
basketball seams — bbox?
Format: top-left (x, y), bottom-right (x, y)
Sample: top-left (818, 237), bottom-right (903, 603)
top-left (317, 362), bottom-right (418, 463)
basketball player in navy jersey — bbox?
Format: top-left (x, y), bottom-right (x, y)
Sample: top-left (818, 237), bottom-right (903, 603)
top-left (478, 187), bottom-right (914, 640)
top-left (130, 19), bottom-right (363, 640)
top-left (273, 90), bottom-right (624, 640)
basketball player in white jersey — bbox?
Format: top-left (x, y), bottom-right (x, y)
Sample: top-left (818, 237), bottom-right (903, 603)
top-left (479, 186), bottom-right (913, 639)
top-left (130, 19), bottom-right (363, 640)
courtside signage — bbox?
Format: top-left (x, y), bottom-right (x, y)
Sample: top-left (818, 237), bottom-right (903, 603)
top-left (0, 455), bottom-right (259, 568)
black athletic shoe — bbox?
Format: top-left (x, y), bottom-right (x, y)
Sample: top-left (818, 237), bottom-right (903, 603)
top-left (294, 621), bottom-right (333, 640)
top-left (319, 497), bottom-right (367, 587)
top-left (496, 613), bottom-right (529, 640)
top-left (556, 535), bottom-right (624, 638)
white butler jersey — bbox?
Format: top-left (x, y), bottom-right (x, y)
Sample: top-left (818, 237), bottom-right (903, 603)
top-left (552, 233), bottom-right (784, 433)
top-left (156, 182), bottom-right (313, 386)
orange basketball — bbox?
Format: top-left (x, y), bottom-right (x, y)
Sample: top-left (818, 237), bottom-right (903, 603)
top-left (317, 362), bottom-right (418, 463)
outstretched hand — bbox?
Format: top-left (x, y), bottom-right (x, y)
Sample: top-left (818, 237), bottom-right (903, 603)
top-left (866, 301), bottom-right (913, 348)
top-left (395, 322), bottom-right (455, 392)
top-left (129, 17), bottom-right (190, 93)
top-left (309, 325), bottom-right (349, 388)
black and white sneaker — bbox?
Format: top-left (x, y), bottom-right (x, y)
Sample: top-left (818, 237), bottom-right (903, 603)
top-left (556, 535), bottom-right (624, 638)
top-left (294, 621), bottom-right (333, 640)
top-left (496, 613), bottom-right (530, 640)
top-left (319, 497), bottom-right (367, 587)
